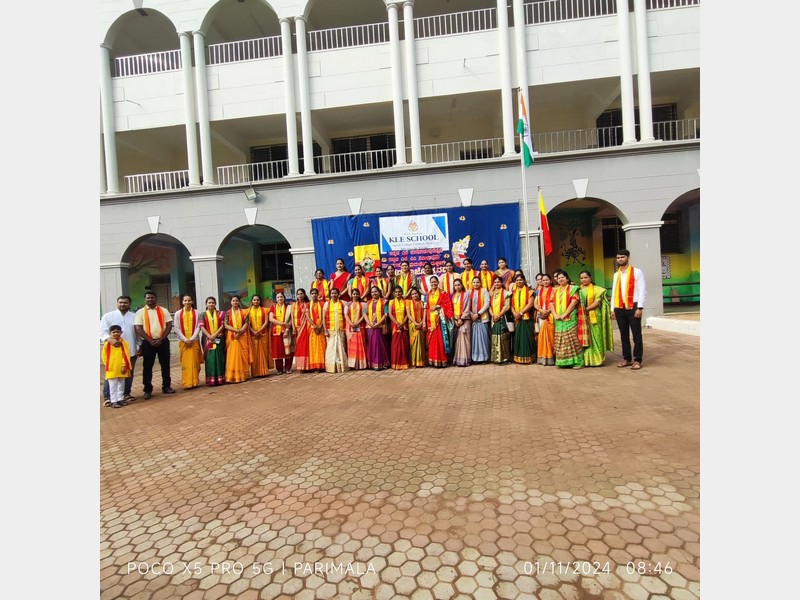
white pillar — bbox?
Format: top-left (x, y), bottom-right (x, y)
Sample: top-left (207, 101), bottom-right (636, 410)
top-left (290, 247), bottom-right (317, 293)
top-left (387, 2), bottom-right (407, 166)
top-left (191, 255), bottom-right (224, 310)
top-left (294, 16), bottom-right (315, 174)
top-left (619, 222), bottom-right (664, 317)
top-left (616, 1), bottom-right (637, 145)
top-left (512, 0), bottom-right (530, 122)
top-left (402, 1), bottom-right (423, 164)
top-left (192, 31), bottom-right (216, 184)
top-left (179, 32), bottom-right (201, 186)
top-left (280, 17), bottom-right (301, 176)
top-left (100, 44), bottom-right (119, 193)
top-left (633, 0), bottom-right (654, 142)
top-left (99, 132), bottom-right (107, 193)
top-left (497, 0), bottom-right (515, 157)
top-left (100, 262), bottom-right (130, 315)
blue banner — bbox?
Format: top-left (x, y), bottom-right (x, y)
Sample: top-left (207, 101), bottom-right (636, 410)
top-left (311, 203), bottom-right (520, 279)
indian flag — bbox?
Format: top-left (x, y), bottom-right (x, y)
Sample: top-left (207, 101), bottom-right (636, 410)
top-left (517, 91), bottom-right (534, 167)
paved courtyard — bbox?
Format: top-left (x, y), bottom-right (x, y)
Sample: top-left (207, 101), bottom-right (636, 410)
top-left (100, 327), bottom-right (700, 600)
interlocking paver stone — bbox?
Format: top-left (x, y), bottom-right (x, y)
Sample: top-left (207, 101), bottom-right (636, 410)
top-left (100, 329), bottom-right (699, 599)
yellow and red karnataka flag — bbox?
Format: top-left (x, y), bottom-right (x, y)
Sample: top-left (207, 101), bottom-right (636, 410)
top-left (538, 188), bottom-right (552, 256)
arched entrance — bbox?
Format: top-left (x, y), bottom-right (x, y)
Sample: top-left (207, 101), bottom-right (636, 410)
top-left (544, 198), bottom-right (625, 289)
top-left (122, 234), bottom-right (194, 312)
top-left (218, 225), bottom-right (293, 309)
top-left (660, 188), bottom-right (700, 311)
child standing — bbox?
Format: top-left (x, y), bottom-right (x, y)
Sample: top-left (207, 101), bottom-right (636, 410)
top-left (102, 324), bottom-right (132, 408)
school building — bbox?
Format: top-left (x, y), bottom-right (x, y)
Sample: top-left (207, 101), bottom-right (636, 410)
top-left (99, 0), bottom-right (700, 316)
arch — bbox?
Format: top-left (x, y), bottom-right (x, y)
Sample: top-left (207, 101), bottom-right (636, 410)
top-left (201, 0), bottom-right (281, 44)
top-left (542, 196), bottom-right (628, 289)
top-left (217, 224), bottom-right (294, 308)
top-left (660, 187), bottom-right (700, 309)
top-left (122, 234), bottom-right (195, 313)
top-left (103, 9), bottom-right (180, 57)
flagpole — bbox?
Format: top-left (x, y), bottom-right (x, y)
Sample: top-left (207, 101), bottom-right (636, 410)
top-left (537, 186), bottom-right (545, 275)
top-left (519, 130), bottom-right (533, 280)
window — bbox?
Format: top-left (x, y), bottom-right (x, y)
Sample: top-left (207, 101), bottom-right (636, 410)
top-left (602, 217), bottom-right (626, 258)
top-left (330, 133), bottom-right (396, 172)
top-left (260, 242), bottom-right (294, 282)
top-left (659, 212), bottom-right (682, 254)
top-left (250, 143), bottom-right (322, 179)
top-left (596, 104), bottom-right (678, 147)
top-left (460, 147), bottom-right (494, 161)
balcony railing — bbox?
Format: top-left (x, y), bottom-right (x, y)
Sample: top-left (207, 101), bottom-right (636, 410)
top-left (524, 0), bottom-right (617, 25)
top-left (207, 35), bottom-right (282, 65)
top-left (113, 49), bottom-right (182, 78)
top-left (420, 138), bottom-right (507, 164)
top-left (122, 119), bottom-right (698, 193)
top-left (216, 160), bottom-right (290, 185)
top-left (124, 170), bottom-right (191, 194)
top-left (307, 22), bottom-right (390, 52)
top-left (647, 0), bottom-right (699, 8)
top-left (414, 8), bottom-right (497, 40)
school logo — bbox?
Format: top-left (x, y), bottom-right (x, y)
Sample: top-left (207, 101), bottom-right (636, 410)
top-left (380, 213), bottom-right (449, 253)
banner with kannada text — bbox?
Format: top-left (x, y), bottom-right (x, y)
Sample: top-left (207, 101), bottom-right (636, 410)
top-left (311, 203), bottom-right (520, 280)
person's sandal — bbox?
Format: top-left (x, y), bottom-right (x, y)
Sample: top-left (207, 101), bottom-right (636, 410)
top-left (103, 400), bottom-right (112, 407)
top-left (617, 360), bottom-right (631, 368)
top-left (631, 362), bottom-right (642, 370)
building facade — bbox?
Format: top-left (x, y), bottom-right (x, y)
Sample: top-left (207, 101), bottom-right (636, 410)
top-left (99, 0), bottom-right (700, 315)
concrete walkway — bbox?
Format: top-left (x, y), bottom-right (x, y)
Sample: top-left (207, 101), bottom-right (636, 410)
top-left (101, 327), bottom-right (699, 599)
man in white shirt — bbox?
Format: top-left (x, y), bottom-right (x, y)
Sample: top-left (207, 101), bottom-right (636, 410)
top-left (611, 249), bottom-right (646, 370)
top-left (99, 295), bottom-right (140, 404)
top-left (134, 290), bottom-right (175, 399)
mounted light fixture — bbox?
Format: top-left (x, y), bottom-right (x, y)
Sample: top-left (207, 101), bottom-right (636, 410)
top-left (244, 185), bottom-right (259, 202)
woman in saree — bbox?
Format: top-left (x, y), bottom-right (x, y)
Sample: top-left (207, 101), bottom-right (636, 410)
top-left (323, 287), bottom-right (349, 373)
top-left (407, 287), bottom-right (427, 367)
top-left (347, 263), bottom-right (370, 301)
top-left (388, 286), bottom-right (411, 370)
top-left (329, 257), bottom-right (351, 301)
top-left (439, 260), bottom-right (457, 296)
top-left (469, 277), bottom-right (491, 364)
top-left (415, 262), bottom-right (436, 299)
top-left (578, 270), bottom-right (613, 367)
top-left (174, 294), bottom-right (203, 389)
top-left (495, 257), bottom-right (515, 291)
top-left (451, 278), bottom-right (472, 367)
top-left (478, 260), bottom-right (496, 290)
top-left (343, 287), bottom-right (368, 370)
top-left (425, 276), bottom-right (454, 368)
top-left (291, 289), bottom-right (312, 372)
top-left (552, 270), bottom-right (588, 369)
top-left (364, 286), bottom-right (390, 370)
top-left (199, 296), bottom-right (226, 385)
top-left (510, 273), bottom-right (536, 364)
top-left (489, 278), bottom-right (512, 364)
top-left (395, 260), bottom-right (415, 299)
top-left (306, 288), bottom-right (327, 372)
top-left (534, 273), bottom-right (556, 366)
top-left (269, 291), bottom-right (293, 374)
top-left (248, 294), bottom-right (271, 378)
top-left (370, 265), bottom-right (392, 300)
top-left (224, 295), bottom-right (251, 382)
top-left (310, 268), bottom-right (331, 302)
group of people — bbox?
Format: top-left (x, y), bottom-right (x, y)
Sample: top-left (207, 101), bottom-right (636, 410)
top-left (100, 250), bottom-right (646, 406)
